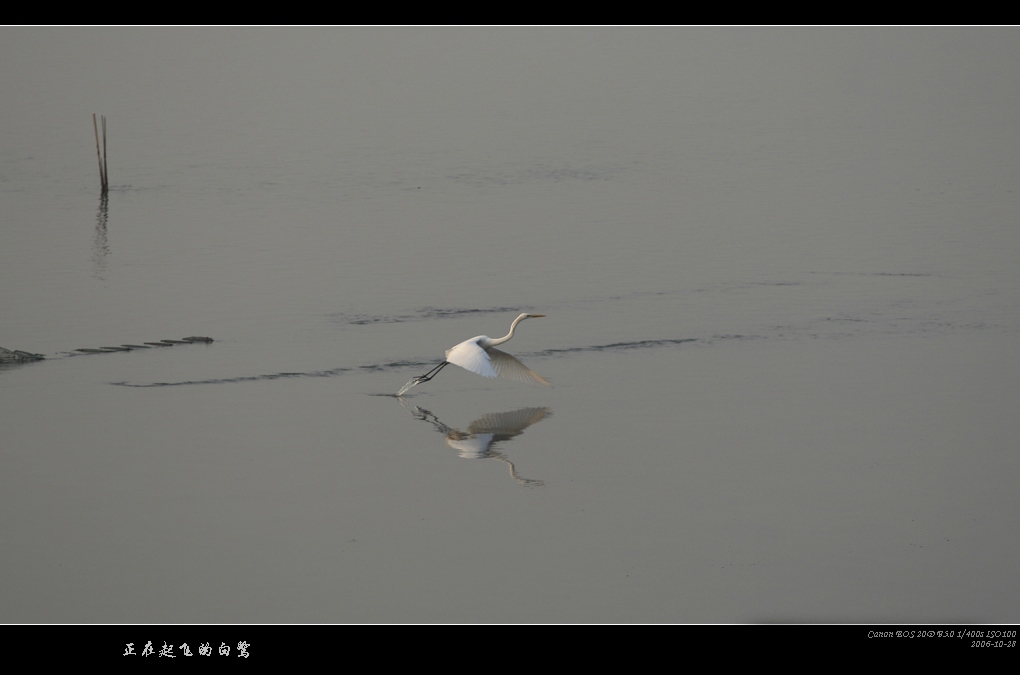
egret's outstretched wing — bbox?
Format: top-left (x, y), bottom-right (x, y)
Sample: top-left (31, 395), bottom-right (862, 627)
top-left (485, 347), bottom-right (550, 386)
top-left (445, 338), bottom-right (498, 378)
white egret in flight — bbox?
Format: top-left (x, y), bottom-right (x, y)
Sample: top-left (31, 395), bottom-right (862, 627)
top-left (398, 313), bottom-right (549, 395)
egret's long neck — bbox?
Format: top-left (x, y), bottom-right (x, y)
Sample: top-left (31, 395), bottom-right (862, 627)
top-left (488, 314), bottom-right (528, 347)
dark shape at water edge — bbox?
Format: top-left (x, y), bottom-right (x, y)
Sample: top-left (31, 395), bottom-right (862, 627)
top-left (0, 346), bottom-right (46, 364)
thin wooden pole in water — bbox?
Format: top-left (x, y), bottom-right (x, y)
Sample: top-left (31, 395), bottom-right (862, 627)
top-left (102, 115), bottom-right (108, 192)
top-left (92, 113), bottom-right (108, 195)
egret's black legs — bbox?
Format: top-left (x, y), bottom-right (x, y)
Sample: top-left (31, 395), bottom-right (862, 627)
top-left (398, 361), bottom-right (451, 396)
top-left (415, 361), bottom-right (449, 383)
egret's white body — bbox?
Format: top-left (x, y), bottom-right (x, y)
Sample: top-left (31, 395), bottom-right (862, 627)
top-left (444, 313), bottom-right (549, 385)
top-left (398, 313), bottom-right (549, 395)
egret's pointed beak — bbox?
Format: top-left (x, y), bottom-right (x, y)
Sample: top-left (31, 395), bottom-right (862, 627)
top-left (528, 314), bottom-right (546, 318)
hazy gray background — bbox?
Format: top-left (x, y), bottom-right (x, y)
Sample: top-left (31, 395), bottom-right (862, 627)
top-left (1, 27), bottom-right (1017, 623)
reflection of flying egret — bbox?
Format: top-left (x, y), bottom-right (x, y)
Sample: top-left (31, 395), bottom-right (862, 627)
top-left (402, 401), bottom-right (550, 487)
top-left (398, 313), bottom-right (549, 395)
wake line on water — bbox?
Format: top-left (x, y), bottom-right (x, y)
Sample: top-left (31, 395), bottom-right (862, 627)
top-left (333, 306), bottom-right (528, 326)
top-left (111, 336), bottom-right (707, 387)
top-left (533, 338), bottom-right (698, 357)
top-left (111, 361), bottom-right (414, 388)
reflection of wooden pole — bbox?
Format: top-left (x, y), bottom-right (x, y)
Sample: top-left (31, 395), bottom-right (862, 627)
top-left (92, 113), bottom-right (108, 194)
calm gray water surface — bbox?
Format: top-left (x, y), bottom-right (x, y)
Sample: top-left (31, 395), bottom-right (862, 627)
top-left (2, 27), bottom-right (1018, 623)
